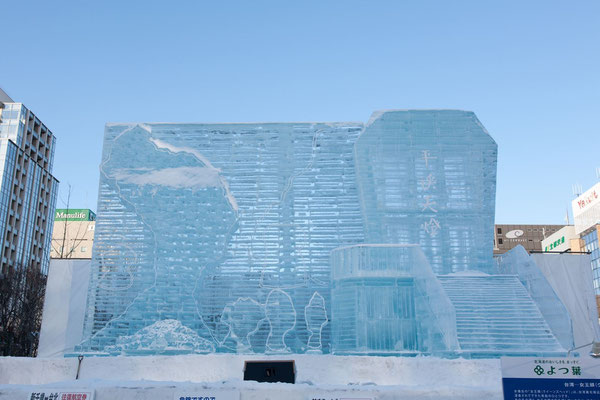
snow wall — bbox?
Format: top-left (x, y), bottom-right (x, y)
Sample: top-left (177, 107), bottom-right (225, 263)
top-left (38, 259), bottom-right (91, 357)
top-left (0, 354), bottom-right (503, 400)
top-left (533, 253), bottom-right (600, 349)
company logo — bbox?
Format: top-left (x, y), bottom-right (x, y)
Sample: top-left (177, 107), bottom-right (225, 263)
top-left (505, 229), bottom-right (524, 239)
top-left (56, 212), bottom-right (87, 220)
top-left (576, 190), bottom-right (599, 210)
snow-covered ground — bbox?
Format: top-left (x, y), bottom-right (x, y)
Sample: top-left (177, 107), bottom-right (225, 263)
top-left (0, 354), bottom-right (503, 399)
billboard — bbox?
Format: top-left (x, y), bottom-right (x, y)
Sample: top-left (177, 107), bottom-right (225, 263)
top-left (541, 226), bottom-right (577, 252)
top-left (55, 209), bottom-right (96, 221)
top-left (572, 182), bottom-right (600, 234)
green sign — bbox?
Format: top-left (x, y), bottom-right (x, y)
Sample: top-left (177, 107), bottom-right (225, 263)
top-left (55, 209), bottom-right (96, 221)
top-left (545, 236), bottom-right (565, 251)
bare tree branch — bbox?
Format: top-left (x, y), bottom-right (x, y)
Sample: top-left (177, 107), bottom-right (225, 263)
top-left (0, 265), bottom-right (47, 356)
top-left (53, 184), bottom-right (92, 259)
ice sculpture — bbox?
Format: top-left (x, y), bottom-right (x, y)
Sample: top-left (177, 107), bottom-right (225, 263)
top-left (77, 110), bottom-right (572, 357)
top-left (79, 122), bottom-right (364, 355)
top-left (304, 292), bottom-right (328, 353)
top-left (105, 320), bottom-right (215, 355)
top-left (330, 244), bottom-right (458, 355)
top-left (495, 246), bottom-right (574, 351)
top-left (355, 110), bottom-right (497, 274)
top-left (437, 274), bottom-right (566, 356)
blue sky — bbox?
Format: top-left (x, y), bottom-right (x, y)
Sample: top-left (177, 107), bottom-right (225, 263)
top-left (2, 1), bottom-right (598, 224)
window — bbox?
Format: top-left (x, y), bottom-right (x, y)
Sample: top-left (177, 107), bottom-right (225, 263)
top-left (81, 246), bottom-right (87, 252)
top-left (497, 228), bottom-right (502, 234)
top-left (88, 225), bottom-right (95, 231)
top-left (498, 238), bottom-right (503, 245)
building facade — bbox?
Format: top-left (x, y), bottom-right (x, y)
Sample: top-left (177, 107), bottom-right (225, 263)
top-left (570, 184), bottom-right (600, 300)
top-left (493, 224), bottom-right (564, 255)
top-left (51, 209), bottom-right (96, 259)
top-left (582, 227), bottom-right (600, 295)
top-left (0, 89), bottom-right (58, 275)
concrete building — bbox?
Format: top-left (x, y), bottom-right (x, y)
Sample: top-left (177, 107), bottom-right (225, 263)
top-left (493, 224), bottom-right (564, 255)
top-left (0, 88), bottom-right (58, 274)
top-left (569, 184), bottom-right (600, 296)
top-left (577, 225), bottom-right (600, 314)
top-left (51, 209), bottom-right (96, 259)
top-left (565, 182), bottom-right (600, 313)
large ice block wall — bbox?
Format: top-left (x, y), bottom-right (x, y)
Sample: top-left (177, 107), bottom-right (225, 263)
top-left (77, 110), bottom-right (570, 357)
top-left (354, 110), bottom-right (498, 274)
top-left (79, 122), bottom-right (364, 354)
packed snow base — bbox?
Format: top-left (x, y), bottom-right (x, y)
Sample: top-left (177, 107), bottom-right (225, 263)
top-left (77, 110), bottom-right (572, 357)
top-left (0, 354), bottom-right (503, 400)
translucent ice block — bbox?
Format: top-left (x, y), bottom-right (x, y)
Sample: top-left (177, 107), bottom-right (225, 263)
top-left (78, 122), bottom-right (365, 354)
top-left (330, 244), bottom-right (458, 355)
top-left (354, 110), bottom-right (498, 274)
top-left (495, 245), bottom-right (574, 351)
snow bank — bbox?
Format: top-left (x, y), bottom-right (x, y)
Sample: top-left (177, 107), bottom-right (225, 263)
top-left (0, 379), bottom-right (502, 400)
top-left (0, 354), bottom-right (500, 387)
top-left (0, 354), bottom-right (502, 399)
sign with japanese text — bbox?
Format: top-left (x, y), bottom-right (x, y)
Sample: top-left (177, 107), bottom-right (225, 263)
top-left (541, 226), bottom-right (577, 253)
top-left (501, 357), bottom-right (600, 400)
top-left (544, 236), bottom-right (565, 252)
top-left (419, 149), bottom-right (441, 238)
top-left (572, 183), bottom-right (600, 218)
top-left (173, 390), bottom-right (240, 400)
top-left (27, 390), bottom-right (94, 400)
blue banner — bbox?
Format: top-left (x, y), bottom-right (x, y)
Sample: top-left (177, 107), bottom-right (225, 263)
top-left (503, 377), bottom-right (600, 400)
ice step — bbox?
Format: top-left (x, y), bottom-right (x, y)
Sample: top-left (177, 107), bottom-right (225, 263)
top-left (438, 275), bottom-right (565, 352)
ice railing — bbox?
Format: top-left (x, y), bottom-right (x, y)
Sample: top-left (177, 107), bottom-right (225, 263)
top-left (411, 247), bottom-right (459, 352)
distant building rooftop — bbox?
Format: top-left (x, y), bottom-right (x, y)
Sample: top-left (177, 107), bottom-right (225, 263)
top-left (0, 87), bottom-right (14, 103)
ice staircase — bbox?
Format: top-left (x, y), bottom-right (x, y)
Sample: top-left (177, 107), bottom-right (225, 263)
top-left (437, 275), bottom-right (567, 357)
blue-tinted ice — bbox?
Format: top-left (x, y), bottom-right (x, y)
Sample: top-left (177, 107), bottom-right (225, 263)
top-left (77, 111), bottom-right (571, 357)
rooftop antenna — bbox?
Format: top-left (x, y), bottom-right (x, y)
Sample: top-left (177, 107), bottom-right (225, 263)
top-left (596, 167), bottom-right (600, 181)
top-left (572, 183), bottom-right (583, 198)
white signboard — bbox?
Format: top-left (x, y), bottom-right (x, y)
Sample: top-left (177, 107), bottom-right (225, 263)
top-left (173, 390), bottom-right (240, 400)
top-left (501, 357), bottom-right (600, 400)
top-left (572, 183), bottom-right (600, 234)
top-left (27, 390), bottom-right (94, 400)
top-left (572, 183), bottom-right (600, 218)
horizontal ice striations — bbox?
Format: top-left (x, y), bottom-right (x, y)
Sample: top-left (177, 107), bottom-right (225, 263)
top-left (330, 244), bottom-right (458, 355)
top-left (77, 111), bottom-right (569, 357)
top-left (438, 275), bottom-right (566, 356)
top-left (355, 110), bottom-right (498, 274)
top-left (495, 246), bottom-right (574, 351)
top-left (79, 122), bottom-right (364, 355)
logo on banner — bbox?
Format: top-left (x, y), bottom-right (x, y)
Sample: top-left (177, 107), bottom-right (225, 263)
top-left (501, 357), bottom-right (600, 400)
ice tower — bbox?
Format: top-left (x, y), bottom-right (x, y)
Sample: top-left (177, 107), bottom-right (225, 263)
top-left (354, 110), bottom-right (497, 274)
top-left (77, 111), bottom-right (572, 357)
